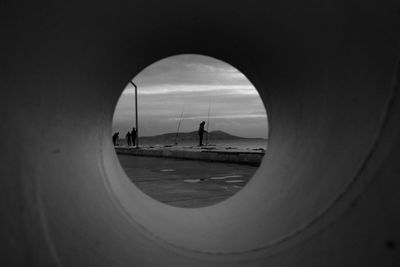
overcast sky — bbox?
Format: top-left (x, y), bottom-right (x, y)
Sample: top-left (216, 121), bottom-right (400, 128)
top-left (112, 54), bottom-right (268, 138)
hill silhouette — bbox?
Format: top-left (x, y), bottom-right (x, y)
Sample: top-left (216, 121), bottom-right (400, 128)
top-left (138, 130), bottom-right (265, 143)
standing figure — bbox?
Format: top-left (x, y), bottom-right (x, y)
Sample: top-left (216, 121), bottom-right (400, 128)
top-left (126, 132), bottom-right (131, 146)
top-left (198, 121), bottom-right (207, 146)
top-left (112, 132), bottom-right (119, 146)
top-left (131, 127), bottom-right (137, 147)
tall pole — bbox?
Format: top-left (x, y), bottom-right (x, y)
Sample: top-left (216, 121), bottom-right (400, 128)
top-left (130, 81), bottom-right (138, 148)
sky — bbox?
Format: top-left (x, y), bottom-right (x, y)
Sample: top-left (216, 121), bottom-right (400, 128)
top-left (112, 54), bottom-right (268, 139)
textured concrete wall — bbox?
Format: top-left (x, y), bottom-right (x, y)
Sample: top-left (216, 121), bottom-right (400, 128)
top-left (1, 1), bottom-right (399, 266)
top-left (115, 147), bottom-right (264, 166)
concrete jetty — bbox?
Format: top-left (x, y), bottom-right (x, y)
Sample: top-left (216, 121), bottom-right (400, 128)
top-left (115, 145), bottom-right (265, 166)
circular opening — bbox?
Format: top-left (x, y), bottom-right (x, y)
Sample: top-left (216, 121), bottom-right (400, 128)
top-left (102, 49), bottom-right (382, 254)
top-left (112, 54), bottom-right (268, 208)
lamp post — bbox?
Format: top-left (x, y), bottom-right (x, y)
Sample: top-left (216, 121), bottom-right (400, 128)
top-left (129, 81), bottom-right (138, 148)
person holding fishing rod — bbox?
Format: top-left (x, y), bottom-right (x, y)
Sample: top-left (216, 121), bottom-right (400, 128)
top-left (198, 121), bottom-right (208, 146)
top-left (199, 97), bottom-right (211, 146)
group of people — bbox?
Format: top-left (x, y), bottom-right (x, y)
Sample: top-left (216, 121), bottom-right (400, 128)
top-left (125, 128), bottom-right (137, 146)
top-left (112, 128), bottom-right (136, 146)
top-left (113, 121), bottom-right (207, 147)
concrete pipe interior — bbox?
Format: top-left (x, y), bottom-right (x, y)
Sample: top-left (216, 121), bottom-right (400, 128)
top-left (1, 1), bottom-right (400, 266)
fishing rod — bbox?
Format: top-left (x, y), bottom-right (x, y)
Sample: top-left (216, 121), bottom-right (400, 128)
top-left (174, 105), bottom-right (185, 145)
top-left (205, 96), bottom-right (211, 145)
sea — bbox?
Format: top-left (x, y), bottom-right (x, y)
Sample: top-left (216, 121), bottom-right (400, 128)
top-left (118, 138), bottom-right (268, 151)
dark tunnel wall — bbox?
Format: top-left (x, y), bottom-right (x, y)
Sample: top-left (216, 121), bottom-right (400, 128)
top-left (1, 1), bottom-right (400, 266)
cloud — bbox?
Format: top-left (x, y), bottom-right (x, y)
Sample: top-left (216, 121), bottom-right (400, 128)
top-left (122, 84), bottom-right (258, 96)
top-left (113, 54), bottom-right (268, 138)
top-left (132, 54), bottom-right (252, 88)
top-left (168, 114), bottom-right (267, 121)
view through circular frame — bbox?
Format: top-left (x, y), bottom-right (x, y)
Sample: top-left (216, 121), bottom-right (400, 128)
top-left (112, 54), bottom-right (268, 208)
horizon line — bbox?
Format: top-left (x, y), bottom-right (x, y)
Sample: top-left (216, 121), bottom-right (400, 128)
top-left (129, 130), bottom-right (268, 140)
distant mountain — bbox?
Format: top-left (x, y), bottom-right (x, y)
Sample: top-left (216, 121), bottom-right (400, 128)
top-left (138, 130), bottom-right (265, 143)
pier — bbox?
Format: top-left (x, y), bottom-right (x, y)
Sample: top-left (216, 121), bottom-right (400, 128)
top-left (115, 145), bottom-right (265, 166)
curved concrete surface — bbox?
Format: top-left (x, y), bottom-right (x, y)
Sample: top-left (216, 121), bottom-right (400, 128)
top-left (1, 1), bottom-right (400, 266)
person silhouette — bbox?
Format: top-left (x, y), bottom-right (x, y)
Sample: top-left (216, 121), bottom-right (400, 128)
top-left (112, 132), bottom-right (119, 146)
top-left (131, 127), bottom-right (136, 146)
top-left (126, 132), bottom-right (131, 146)
top-left (198, 121), bottom-right (207, 146)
